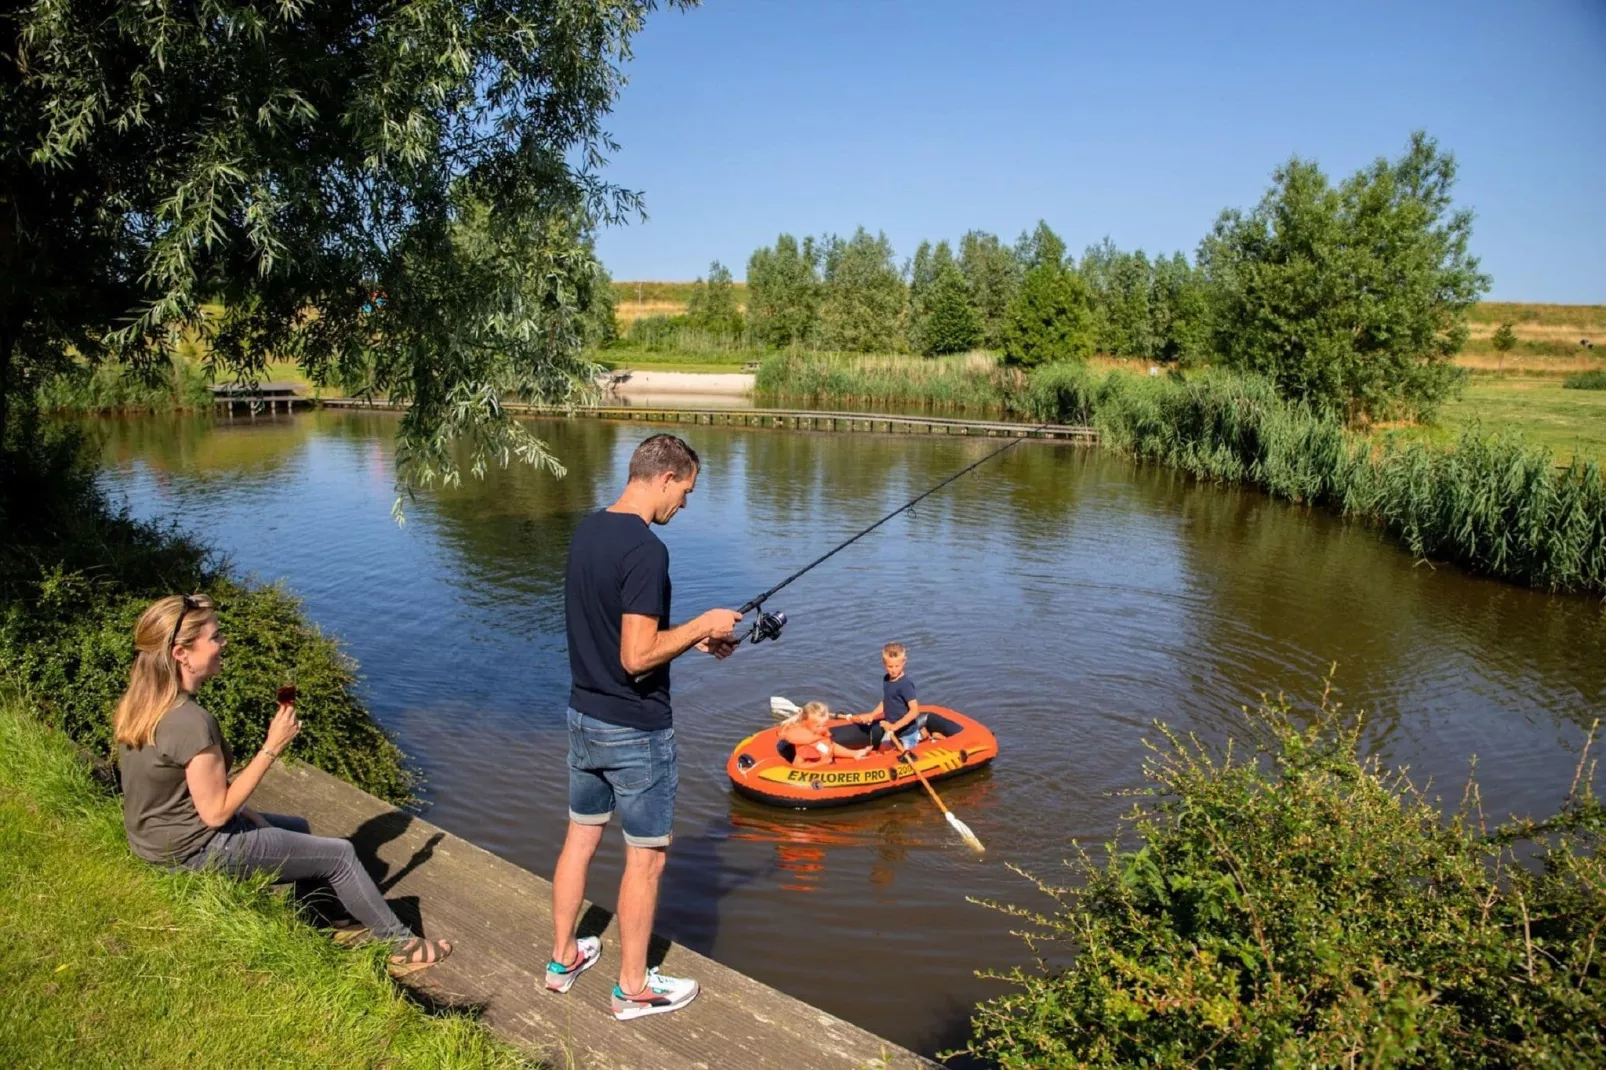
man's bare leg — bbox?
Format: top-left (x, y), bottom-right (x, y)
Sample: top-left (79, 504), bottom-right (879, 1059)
top-left (616, 843), bottom-right (667, 993)
top-left (551, 820), bottom-right (605, 967)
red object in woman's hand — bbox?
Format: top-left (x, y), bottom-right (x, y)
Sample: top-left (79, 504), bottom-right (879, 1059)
top-left (275, 685), bottom-right (298, 704)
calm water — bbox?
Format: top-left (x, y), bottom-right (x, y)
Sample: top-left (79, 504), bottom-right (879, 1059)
top-left (95, 411), bottom-right (1605, 1057)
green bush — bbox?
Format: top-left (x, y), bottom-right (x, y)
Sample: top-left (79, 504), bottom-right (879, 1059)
top-left (963, 691), bottom-right (1606, 1067)
top-left (1564, 369), bottom-right (1606, 390)
top-left (0, 423), bottom-right (413, 803)
top-left (1002, 265), bottom-right (1097, 367)
top-left (34, 357), bottom-right (212, 413)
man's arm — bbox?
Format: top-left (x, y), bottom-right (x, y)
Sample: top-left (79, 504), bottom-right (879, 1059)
top-left (620, 609), bottom-right (741, 676)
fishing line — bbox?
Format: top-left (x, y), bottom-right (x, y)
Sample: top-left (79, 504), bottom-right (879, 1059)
top-left (735, 422), bottom-right (1053, 644)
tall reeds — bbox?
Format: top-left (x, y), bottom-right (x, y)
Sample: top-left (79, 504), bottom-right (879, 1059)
top-left (1022, 364), bottom-right (1606, 594)
top-left (35, 358), bottom-right (212, 413)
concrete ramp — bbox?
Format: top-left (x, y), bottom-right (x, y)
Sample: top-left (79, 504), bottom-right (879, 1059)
top-left (253, 761), bottom-right (934, 1070)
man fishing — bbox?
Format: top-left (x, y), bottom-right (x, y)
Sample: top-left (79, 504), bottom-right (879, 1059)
top-left (546, 433), bottom-right (743, 1020)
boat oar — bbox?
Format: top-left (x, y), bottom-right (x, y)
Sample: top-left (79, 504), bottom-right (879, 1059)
top-left (894, 737), bottom-right (986, 854)
top-left (769, 696), bottom-right (984, 854)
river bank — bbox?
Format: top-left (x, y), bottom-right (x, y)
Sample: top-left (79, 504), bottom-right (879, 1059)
top-left (0, 702), bottom-right (534, 1070)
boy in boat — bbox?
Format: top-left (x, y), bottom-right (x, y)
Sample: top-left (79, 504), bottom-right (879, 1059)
top-left (778, 701), bottom-right (871, 768)
top-left (850, 643), bottom-right (926, 751)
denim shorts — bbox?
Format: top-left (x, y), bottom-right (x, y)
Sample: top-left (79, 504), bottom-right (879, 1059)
top-left (566, 708), bottom-right (677, 848)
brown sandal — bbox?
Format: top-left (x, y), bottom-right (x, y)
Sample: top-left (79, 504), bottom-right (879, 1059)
top-left (387, 937), bottom-right (453, 977)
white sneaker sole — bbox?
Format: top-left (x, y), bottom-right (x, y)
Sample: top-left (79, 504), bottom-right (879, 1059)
top-left (612, 983), bottom-right (700, 1021)
top-left (545, 945), bottom-right (600, 994)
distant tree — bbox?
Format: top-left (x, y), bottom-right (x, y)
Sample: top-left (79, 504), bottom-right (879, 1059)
top-left (1200, 132), bottom-right (1489, 424)
top-left (0, 0), bottom-right (677, 488)
top-left (1491, 321), bottom-right (1517, 373)
top-left (1106, 249), bottom-right (1157, 358)
top-left (746, 235), bottom-right (820, 348)
top-left (958, 231), bottom-right (1023, 349)
top-left (922, 255), bottom-right (981, 355)
top-left (818, 228), bottom-right (904, 353)
top-left (1015, 221), bottom-right (1069, 273)
top-left (1002, 264), bottom-right (1096, 367)
top-left (685, 260), bottom-right (744, 339)
top-left (905, 240), bottom-right (938, 352)
top-left (1150, 252), bottom-right (1212, 364)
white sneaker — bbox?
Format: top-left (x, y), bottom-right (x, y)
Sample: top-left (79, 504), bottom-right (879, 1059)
top-left (611, 968), bottom-right (700, 1020)
top-left (545, 936), bottom-right (601, 993)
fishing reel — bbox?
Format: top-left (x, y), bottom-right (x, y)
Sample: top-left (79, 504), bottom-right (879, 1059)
top-left (742, 609), bottom-right (787, 645)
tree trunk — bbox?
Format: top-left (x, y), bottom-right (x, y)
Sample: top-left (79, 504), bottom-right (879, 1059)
top-left (0, 322), bottom-right (13, 449)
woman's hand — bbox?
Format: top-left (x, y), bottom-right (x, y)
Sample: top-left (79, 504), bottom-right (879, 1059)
top-left (265, 700), bottom-right (300, 756)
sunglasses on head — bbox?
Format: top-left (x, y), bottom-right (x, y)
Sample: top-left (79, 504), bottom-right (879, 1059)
top-left (168, 595), bottom-right (204, 653)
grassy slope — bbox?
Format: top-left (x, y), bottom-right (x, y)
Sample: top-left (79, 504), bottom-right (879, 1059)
top-left (0, 704), bottom-right (537, 1070)
top-left (1423, 378), bottom-right (1606, 461)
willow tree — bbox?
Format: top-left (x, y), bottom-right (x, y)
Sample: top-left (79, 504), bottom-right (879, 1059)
top-left (0, 0), bottom-right (681, 491)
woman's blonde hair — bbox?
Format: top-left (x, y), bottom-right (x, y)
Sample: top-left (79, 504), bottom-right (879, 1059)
top-left (781, 700), bottom-right (831, 727)
top-left (114, 594), bottom-right (217, 749)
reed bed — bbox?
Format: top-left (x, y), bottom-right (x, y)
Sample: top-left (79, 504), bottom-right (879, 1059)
top-left (756, 350), bottom-right (1017, 411)
top-left (35, 357), bottom-right (212, 413)
top-left (1021, 364), bottom-right (1606, 594)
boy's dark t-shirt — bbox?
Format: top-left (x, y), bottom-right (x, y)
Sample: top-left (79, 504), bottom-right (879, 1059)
top-left (883, 673), bottom-right (917, 722)
top-left (565, 509), bottom-right (673, 731)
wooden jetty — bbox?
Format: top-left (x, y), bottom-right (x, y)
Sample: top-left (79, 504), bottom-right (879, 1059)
top-left (211, 381), bottom-right (309, 415)
top-left (252, 761), bottom-right (935, 1069)
top-left (319, 396), bottom-right (1098, 442)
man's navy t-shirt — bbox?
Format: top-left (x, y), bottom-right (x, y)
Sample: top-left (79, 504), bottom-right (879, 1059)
top-left (565, 509), bottom-right (673, 731)
top-left (883, 673), bottom-right (917, 721)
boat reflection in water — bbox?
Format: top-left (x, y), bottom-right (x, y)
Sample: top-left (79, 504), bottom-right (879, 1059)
top-left (726, 769), bottom-right (998, 894)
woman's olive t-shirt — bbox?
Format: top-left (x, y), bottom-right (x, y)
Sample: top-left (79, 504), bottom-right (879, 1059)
top-left (119, 697), bottom-right (233, 863)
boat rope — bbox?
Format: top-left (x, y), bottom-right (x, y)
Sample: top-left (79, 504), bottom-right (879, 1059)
top-left (736, 421), bottom-right (1053, 643)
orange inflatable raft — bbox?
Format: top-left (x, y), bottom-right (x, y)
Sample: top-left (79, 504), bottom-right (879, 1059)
top-left (726, 705), bottom-right (998, 808)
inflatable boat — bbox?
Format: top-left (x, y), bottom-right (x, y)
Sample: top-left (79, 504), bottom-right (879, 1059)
top-left (726, 705), bottom-right (998, 808)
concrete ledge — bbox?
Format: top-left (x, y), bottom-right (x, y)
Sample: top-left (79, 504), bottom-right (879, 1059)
top-left (253, 761), bottom-right (934, 1070)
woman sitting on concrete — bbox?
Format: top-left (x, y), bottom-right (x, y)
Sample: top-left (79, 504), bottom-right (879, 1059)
top-left (114, 593), bottom-right (451, 974)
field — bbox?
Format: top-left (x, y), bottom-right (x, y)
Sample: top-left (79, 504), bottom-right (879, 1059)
top-left (1419, 377), bottom-right (1606, 461)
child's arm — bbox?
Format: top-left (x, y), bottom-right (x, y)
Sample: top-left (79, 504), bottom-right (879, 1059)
top-left (851, 702), bottom-right (884, 725)
top-left (883, 698), bottom-right (920, 736)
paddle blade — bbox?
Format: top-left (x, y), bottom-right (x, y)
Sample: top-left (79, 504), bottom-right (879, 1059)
top-left (769, 696), bottom-right (800, 718)
top-left (946, 811), bottom-right (985, 853)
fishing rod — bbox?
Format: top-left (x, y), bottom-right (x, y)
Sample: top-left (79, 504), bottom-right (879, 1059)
top-left (733, 422), bottom-right (1052, 645)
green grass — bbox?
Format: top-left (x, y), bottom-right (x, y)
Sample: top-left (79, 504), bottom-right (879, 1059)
top-left (1419, 379), bottom-right (1606, 463)
top-left (1565, 370), bottom-right (1606, 391)
top-left (0, 702), bottom-right (538, 1070)
top-left (593, 344), bottom-right (757, 374)
top-left (1468, 301), bottom-right (1606, 329)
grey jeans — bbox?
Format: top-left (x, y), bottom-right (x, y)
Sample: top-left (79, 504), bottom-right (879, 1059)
top-left (182, 812), bottom-right (411, 943)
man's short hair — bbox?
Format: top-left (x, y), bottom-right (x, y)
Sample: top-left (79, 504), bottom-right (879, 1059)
top-left (882, 642), bottom-right (906, 658)
top-left (628, 434), bottom-right (700, 483)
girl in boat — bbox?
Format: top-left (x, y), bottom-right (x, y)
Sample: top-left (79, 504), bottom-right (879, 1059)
top-left (778, 702), bottom-right (871, 768)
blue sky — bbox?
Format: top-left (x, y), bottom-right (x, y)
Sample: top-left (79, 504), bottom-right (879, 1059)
top-left (590, 0), bottom-right (1606, 303)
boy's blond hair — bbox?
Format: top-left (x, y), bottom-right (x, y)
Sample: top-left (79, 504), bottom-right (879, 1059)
top-left (881, 642), bottom-right (906, 659)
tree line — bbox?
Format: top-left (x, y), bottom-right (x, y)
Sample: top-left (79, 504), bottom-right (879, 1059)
top-left (659, 133), bottom-right (1487, 426)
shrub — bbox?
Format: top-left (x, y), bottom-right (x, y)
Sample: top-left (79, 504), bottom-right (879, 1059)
top-left (0, 423), bottom-right (413, 803)
top-left (1564, 370), bottom-right (1606, 390)
top-left (963, 689), bottom-right (1606, 1067)
top-left (1002, 265), bottom-right (1097, 367)
top-left (35, 357), bottom-right (212, 413)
